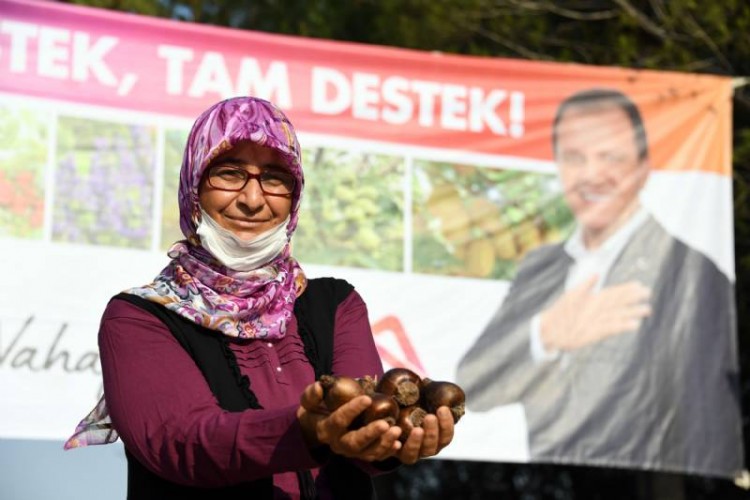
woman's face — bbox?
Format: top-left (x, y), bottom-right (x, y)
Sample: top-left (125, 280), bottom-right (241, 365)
top-left (198, 140), bottom-right (293, 241)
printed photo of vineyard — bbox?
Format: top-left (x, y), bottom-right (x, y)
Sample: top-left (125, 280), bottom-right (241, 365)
top-left (1, 98), bottom-right (575, 280)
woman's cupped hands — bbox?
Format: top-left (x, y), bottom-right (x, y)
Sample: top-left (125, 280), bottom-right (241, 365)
top-left (296, 381), bottom-right (454, 465)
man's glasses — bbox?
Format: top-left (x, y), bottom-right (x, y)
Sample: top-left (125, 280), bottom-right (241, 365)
top-left (205, 163), bottom-right (296, 196)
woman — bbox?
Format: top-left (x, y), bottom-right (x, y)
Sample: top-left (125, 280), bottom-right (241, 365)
top-left (65, 97), bottom-right (454, 499)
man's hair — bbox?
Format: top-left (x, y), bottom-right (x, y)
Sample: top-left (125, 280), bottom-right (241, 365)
top-left (552, 88), bottom-right (649, 161)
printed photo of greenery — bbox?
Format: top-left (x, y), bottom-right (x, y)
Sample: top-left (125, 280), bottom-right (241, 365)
top-left (160, 128), bottom-right (190, 249)
top-left (412, 161), bottom-right (575, 280)
top-left (53, 117), bottom-right (156, 249)
top-left (1, 101), bottom-right (574, 283)
top-left (0, 104), bottom-right (49, 239)
top-left (294, 147), bottom-right (405, 271)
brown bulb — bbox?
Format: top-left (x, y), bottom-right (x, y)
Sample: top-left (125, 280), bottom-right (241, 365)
top-left (420, 379), bottom-right (466, 423)
top-left (352, 392), bottom-right (399, 429)
top-left (357, 375), bottom-right (378, 396)
top-left (375, 368), bottom-right (422, 407)
top-left (319, 375), bottom-right (365, 411)
top-left (396, 405), bottom-right (427, 442)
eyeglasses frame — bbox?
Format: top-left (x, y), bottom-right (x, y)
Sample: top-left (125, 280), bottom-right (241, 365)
top-left (204, 163), bottom-right (296, 197)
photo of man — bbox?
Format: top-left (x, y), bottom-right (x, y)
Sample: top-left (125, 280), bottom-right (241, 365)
top-left (456, 88), bottom-right (743, 476)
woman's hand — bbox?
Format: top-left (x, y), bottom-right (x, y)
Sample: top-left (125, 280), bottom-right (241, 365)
top-left (297, 382), bottom-right (456, 464)
top-left (394, 406), bottom-right (455, 465)
top-left (297, 382), bottom-right (402, 462)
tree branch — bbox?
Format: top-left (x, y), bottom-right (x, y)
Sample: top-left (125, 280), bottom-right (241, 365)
top-left (507, 0), bottom-right (620, 21)
top-left (681, 10), bottom-right (734, 73)
top-left (612, 0), bottom-right (669, 40)
top-left (468, 23), bottom-right (553, 60)
top-left (647, 0), bottom-right (670, 24)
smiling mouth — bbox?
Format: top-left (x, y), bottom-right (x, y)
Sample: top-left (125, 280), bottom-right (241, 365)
top-left (225, 216), bottom-right (270, 226)
top-left (580, 191), bottom-right (612, 203)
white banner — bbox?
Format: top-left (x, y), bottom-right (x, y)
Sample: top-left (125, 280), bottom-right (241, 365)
top-left (0, 0), bottom-right (741, 479)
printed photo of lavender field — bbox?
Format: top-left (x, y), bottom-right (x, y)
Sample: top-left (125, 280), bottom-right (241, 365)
top-left (412, 161), bottom-right (574, 279)
top-left (0, 104), bottom-right (49, 239)
top-left (52, 117), bottom-right (157, 249)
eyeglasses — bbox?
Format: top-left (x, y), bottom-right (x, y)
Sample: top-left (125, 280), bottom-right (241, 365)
top-left (205, 163), bottom-right (296, 196)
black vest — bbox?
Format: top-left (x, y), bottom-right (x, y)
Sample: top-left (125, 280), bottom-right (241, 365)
top-left (113, 277), bottom-right (381, 500)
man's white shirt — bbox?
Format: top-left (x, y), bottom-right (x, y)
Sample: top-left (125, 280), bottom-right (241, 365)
top-left (529, 206), bottom-right (650, 362)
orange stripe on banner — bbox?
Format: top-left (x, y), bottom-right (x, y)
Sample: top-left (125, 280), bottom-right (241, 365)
top-left (0, 0), bottom-right (733, 176)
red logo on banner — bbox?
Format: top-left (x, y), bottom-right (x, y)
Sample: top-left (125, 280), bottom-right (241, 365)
top-left (372, 316), bottom-right (426, 377)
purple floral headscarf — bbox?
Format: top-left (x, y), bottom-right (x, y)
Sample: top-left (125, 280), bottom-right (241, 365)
top-left (179, 96), bottom-right (304, 243)
top-left (65, 97), bottom-right (307, 450)
top-left (130, 96), bottom-right (307, 339)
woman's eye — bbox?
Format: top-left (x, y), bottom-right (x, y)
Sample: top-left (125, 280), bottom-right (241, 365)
top-left (262, 171), bottom-right (293, 186)
top-left (214, 167), bottom-right (245, 179)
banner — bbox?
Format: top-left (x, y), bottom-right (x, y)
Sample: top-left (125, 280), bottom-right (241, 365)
top-left (0, 0), bottom-right (742, 478)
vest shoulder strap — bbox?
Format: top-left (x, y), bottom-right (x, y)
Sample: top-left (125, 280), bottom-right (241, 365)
top-left (293, 277), bottom-right (354, 378)
top-left (111, 292), bottom-right (259, 411)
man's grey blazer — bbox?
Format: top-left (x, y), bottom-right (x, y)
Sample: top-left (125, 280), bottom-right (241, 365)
top-left (457, 216), bottom-right (743, 477)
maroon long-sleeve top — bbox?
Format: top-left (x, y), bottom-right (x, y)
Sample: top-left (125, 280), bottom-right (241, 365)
top-left (99, 290), bottom-right (384, 499)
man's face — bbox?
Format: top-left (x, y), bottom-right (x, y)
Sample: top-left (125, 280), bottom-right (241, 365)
top-left (555, 105), bottom-right (649, 245)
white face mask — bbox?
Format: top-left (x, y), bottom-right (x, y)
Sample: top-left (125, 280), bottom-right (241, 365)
top-left (196, 208), bottom-right (290, 271)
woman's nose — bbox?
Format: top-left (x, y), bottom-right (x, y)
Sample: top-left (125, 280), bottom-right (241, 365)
top-left (235, 176), bottom-right (266, 210)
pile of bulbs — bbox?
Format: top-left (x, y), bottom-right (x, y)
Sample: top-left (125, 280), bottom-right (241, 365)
top-left (319, 368), bottom-right (466, 441)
